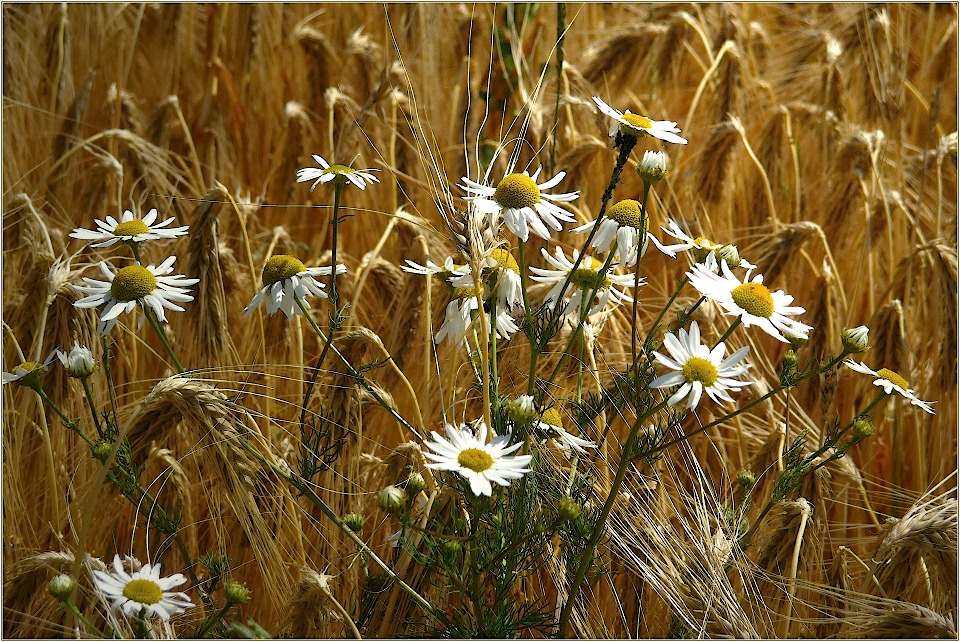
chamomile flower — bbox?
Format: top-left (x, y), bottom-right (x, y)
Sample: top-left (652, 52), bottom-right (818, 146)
top-left (57, 341), bottom-right (96, 378)
top-left (572, 199), bottom-right (650, 267)
top-left (2, 351), bottom-right (57, 388)
top-left (844, 361), bottom-right (935, 414)
top-left (449, 248), bottom-right (524, 310)
top-left (592, 96), bottom-right (688, 144)
top-left (243, 254), bottom-right (347, 318)
top-left (423, 422), bottom-right (532, 496)
top-left (69, 208), bottom-right (189, 248)
top-left (434, 286), bottom-right (519, 345)
top-left (529, 247), bottom-right (635, 317)
top-left (92, 555), bottom-right (192, 621)
top-left (506, 396), bottom-right (596, 454)
top-left (400, 256), bottom-right (466, 281)
top-left (296, 154), bottom-right (380, 191)
top-left (649, 219), bottom-right (756, 269)
top-left (687, 254), bottom-right (812, 343)
top-left (459, 169), bottom-right (579, 242)
top-left (651, 321), bottom-right (752, 410)
top-left (74, 257), bottom-right (199, 334)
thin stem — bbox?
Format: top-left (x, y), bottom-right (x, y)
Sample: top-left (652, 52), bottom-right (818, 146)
top-left (549, 3), bottom-right (567, 176)
top-left (641, 276), bottom-right (689, 349)
top-left (143, 307), bottom-right (186, 373)
top-left (79, 377), bottom-right (104, 438)
top-left (129, 241), bottom-right (142, 263)
top-left (631, 182), bottom-right (652, 384)
top-left (519, 242), bottom-right (539, 396)
top-left (193, 603), bottom-right (234, 638)
top-left (35, 388), bottom-right (96, 449)
top-left (713, 316), bottom-right (743, 349)
top-left (62, 599), bottom-right (105, 637)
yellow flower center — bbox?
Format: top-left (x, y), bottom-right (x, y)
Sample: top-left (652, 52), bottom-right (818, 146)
top-left (620, 113), bottom-right (654, 134)
top-left (262, 255), bottom-right (306, 287)
top-left (606, 199), bottom-right (646, 231)
top-left (121, 578), bottom-right (164, 605)
top-left (731, 282), bottom-right (775, 318)
top-left (325, 164), bottom-right (355, 175)
top-left (877, 368), bottom-right (909, 390)
top-left (493, 173), bottom-right (541, 210)
top-left (111, 266), bottom-right (157, 302)
top-left (682, 357), bottom-right (719, 386)
top-left (113, 220), bottom-right (150, 237)
top-left (489, 248), bottom-right (520, 274)
top-left (457, 447), bottom-right (494, 473)
top-left (17, 361), bottom-right (38, 372)
top-left (540, 406), bottom-right (563, 428)
top-left (452, 285), bottom-right (483, 301)
top-left (694, 236), bottom-right (720, 250)
top-left (569, 259), bottom-right (609, 292)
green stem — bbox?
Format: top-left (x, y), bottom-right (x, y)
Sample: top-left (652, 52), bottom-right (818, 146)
top-left (80, 377), bottom-right (104, 438)
top-left (519, 243), bottom-right (539, 396)
top-left (129, 241), bottom-right (142, 263)
top-left (237, 436), bottom-right (438, 617)
top-left (35, 388), bottom-right (96, 449)
top-left (631, 182), bottom-right (652, 385)
top-left (549, 3), bottom-right (567, 176)
top-left (143, 307), bottom-right (186, 373)
top-left (713, 316), bottom-right (743, 349)
top-left (63, 598), bottom-right (105, 637)
top-left (295, 296), bottom-right (423, 440)
top-left (641, 276), bottom-right (689, 349)
top-left (194, 603), bottom-right (234, 638)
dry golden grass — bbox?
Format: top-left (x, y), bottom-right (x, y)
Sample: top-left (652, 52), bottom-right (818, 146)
top-left (3, 3), bottom-right (956, 638)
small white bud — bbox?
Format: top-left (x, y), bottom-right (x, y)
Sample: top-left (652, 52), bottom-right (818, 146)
top-left (841, 326), bottom-right (870, 354)
top-left (57, 341), bottom-right (96, 378)
top-left (637, 150), bottom-right (667, 184)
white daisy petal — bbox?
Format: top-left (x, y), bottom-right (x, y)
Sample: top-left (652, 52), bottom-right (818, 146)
top-left (92, 555), bottom-right (193, 622)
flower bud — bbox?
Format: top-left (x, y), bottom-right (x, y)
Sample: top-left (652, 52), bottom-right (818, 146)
top-left (58, 342), bottom-right (96, 378)
top-left (441, 539), bottom-right (462, 560)
top-left (505, 394), bottom-right (538, 426)
top-left (636, 150), bottom-right (667, 185)
top-left (841, 326), bottom-right (870, 354)
top-left (715, 244), bottom-right (742, 269)
top-left (224, 580), bottom-right (251, 605)
top-left (344, 512), bottom-right (365, 533)
top-left (852, 416), bottom-right (875, 440)
top-left (783, 328), bottom-right (809, 352)
top-left (557, 496), bottom-right (582, 522)
top-left (92, 440), bottom-right (113, 462)
top-left (405, 472), bottom-right (426, 496)
top-left (377, 485), bottom-right (407, 515)
top-left (47, 574), bottom-right (76, 601)
top-left (737, 469), bottom-right (756, 489)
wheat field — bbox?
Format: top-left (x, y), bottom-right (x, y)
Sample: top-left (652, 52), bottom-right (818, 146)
top-left (2, 3), bottom-right (957, 639)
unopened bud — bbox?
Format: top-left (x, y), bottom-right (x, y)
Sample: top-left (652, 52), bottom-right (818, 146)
top-left (737, 469), bottom-right (756, 488)
top-left (58, 342), bottom-right (96, 378)
top-left (557, 496), bottom-right (582, 522)
top-left (47, 574), bottom-right (76, 601)
top-left (344, 512), bottom-right (365, 533)
top-left (852, 416), bottom-right (875, 440)
top-left (637, 150), bottom-right (667, 185)
top-left (505, 394), bottom-right (538, 426)
top-left (405, 472), bottom-right (426, 496)
top-left (841, 326), bottom-right (870, 354)
top-left (378, 485), bottom-right (407, 515)
top-left (224, 580), bottom-right (251, 605)
top-left (715, 244), bottom-right (742, 269)
top-left (92, 440), bottom-right (112, 462)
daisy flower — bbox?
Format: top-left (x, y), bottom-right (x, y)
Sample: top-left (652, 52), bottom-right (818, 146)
top-left (529, 247), bottom-right (635, 317)
top-left (844, 361), bottom-right (935, 414)
top-left (400, 256), bottom-right (466, 282)
top-left (244, 254), bottom-right (347, 318)
top-left (449, 248), bottom-right (524, 310)
top-left (687, 254), bottom-right (812, 343)
top-left (92, 555), bottom-right (192, 621)
top-left (592, 96), bottom-right (688, 144)
top-left (434, 286), bottom-right (519, 345)
top-left (69, 208), bottom-right (189, 248)
top-left (2, 351), bottom-right (57, 388)
top-left (459, 169), bottom-right (579, 242)
top-left (57, 341), bottom-right (96, 378)
top-left (649, 219), bottom-right (755, 269)
top-left (296, 154), bottom-right (379, 191)
top-left (572, 199), bottom-right (649, 267)
top-left (74, 257), bottom-right (199, 334)
top-left (423, 422), bottom-right (532, 496)
top-left (651, 321), bottom-right (752, 410)
top-left (505, 396), bottom-right (596, 454)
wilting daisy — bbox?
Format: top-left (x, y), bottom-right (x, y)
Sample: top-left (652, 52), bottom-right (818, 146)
top-left (435, 286), bottom-right (519, 345)
top-left (572, 199), bottom-right (649, 267)
top-left (74, 257), bottom-right (199, 334)
top-left (2, 351), bottom-right (57, 388)
top-left (459, 169), bottom-right (579, 242)
top-left (70, 208), bottom-right (189, 248)
top-left (57, 341), bottom-right (96, 378)
top-left (92, 555), bottom-right (192, 621)
top-left (449, 248), bottom-right (524, 310)
top-left (296, 154), bottom-right (379, 191)
top-left (687, 255), bottom-right (812, 343)
top-left (651, 321), bottom-right (752, 410)
top-left (400, 256), bottom-right (466, 282)
top-left (592, 96), bottom-right (687, 144)
top-left (505, 396), bottom-right (596, 454)
top-left (649, 219), bottom-right (756, 269)
top-left (844, 361), bottom-right (935, 414)
top-left (423, 422), bottom-right (532, 496)
top-left (529, 247), bottom-right (635, 318)
top-left (244, 254), bottom-right (347, 318)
